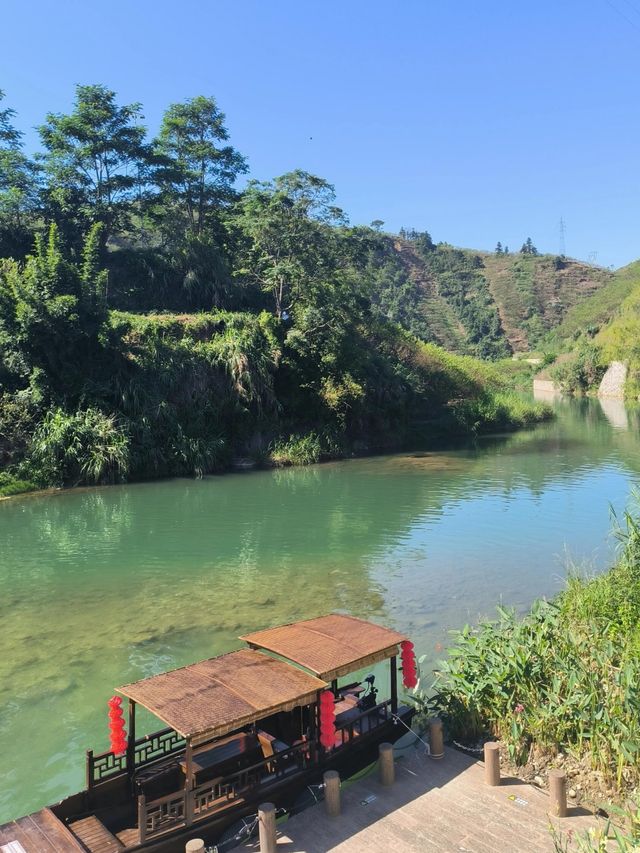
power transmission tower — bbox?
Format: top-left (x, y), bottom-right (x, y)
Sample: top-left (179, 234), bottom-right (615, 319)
top-left (588, 251), bottom-right (598, 266)
top-left (559, 217), bottom-right (566, 257)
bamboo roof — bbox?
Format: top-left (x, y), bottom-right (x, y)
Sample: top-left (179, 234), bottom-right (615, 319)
top-left (240, 614), bottom-right (407, 681)
top-left (117, 649), bottom-right (327, 745)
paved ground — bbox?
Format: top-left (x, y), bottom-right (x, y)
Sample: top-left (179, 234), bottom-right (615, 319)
top-left (232, 744), bottom-right (605, 853)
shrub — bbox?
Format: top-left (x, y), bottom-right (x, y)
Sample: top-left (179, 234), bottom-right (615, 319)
top-left (549, 340), bottom-right (606, 393)
top-left (0, 471), bottom-right (38, 497)
top-left (27, 408), bottom-right (130, 486)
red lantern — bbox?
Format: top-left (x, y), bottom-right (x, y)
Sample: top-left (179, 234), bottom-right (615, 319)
top-left (318, 690), bottom-right (335, 750)
top-left (107, 695), bottom-right (128, 755)
top-left (400, 640), bottom-right (418, 689)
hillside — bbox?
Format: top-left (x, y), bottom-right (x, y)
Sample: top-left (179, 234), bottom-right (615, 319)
top-left (371, 237), bottom-right (612, 357)
top-left (535, 261), bottom-right (640, 398)
top-left (546, 259), bottom-right (640, 349)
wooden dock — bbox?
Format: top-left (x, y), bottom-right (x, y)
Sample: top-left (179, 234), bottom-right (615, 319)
top-left (0, 808), bottom-right (86, 852)
top-left (231, 745), bottom-right (605, 852)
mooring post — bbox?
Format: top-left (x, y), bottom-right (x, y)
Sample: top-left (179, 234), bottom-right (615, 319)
top-left (429, 717), bottom-right (444, 759)
top-left (379, 742), bottom-right (395, 786)
top-left (258, 802), bottom-right (277, 853)
top-left (484, 741), bottom-right (501, 786)
top-left (185, 840), bottom-right (205, 853)
top-left (324, 769), bottom-right (341, 816)
top-left (549, 769), bottom-right (568, 817)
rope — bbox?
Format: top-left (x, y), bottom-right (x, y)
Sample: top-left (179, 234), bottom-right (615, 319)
top-left (208, 808), bottom-right (288, 852)
top-left (391, 714), bottom-right (431, 756)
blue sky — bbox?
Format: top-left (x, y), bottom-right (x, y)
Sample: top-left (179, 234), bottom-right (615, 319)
top-left (1, 0), bottom-right (638, 267)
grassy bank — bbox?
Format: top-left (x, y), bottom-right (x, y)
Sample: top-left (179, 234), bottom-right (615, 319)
top-left (417, 506), bottom-right (640, 812)
top-left (0, 305), bottom-right (552, 495)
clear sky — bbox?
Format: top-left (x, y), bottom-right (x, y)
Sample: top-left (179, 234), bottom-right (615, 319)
top-left (1, 0), bottom-right (638, 268)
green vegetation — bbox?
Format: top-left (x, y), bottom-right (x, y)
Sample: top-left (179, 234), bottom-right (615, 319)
top-left (548, 340), bottom-right (606, 394)
top-left (419, 505), bottom-right (640, 796)
top-left (540, 260), bottom-right (640, 399)
top-left (547, 260), bottom-right (640, 350)
top-left (0, 84), bottom-right (553, 494)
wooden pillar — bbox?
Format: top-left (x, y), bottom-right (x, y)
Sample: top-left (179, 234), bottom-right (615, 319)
top-left (484, 742), bottom-right (501, 786)
top-left (184, 740), bottom-right (194, 826)
top-left (390, 656), bottom-right (398, 714)
top-left (138, 794), bottom-right (147, 843)
top-left (378, 742), bottom-right (395, 786)
top-left (549, 769), bottom-right (568, 817)
top-left (86, 750), bottom-right (94, 791)
top-left (309, 697), bottom-right (318, 762)
top-left (324, 770), bottom-right (341, 816)
top-left (258, 802), bottom-right (277, 853)
top-left (185, 840), bottom-right (205, 853)
top-left (331, 679), bottom-right (338, 696)
top-left (429, 717), bottom-right (444, 759)
top-left (127, 700), bottom-right (136, 774)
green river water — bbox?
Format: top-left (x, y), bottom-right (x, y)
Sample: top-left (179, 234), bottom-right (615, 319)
top-left (1, 395), bottom-right (639, 821)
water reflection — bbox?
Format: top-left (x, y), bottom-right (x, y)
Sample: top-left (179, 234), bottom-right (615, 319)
top-left (599, 397), bottom-right (629, 431)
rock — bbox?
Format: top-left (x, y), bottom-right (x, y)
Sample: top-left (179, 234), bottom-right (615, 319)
top-left (568, 788), bottom-right (577, 799)
top-left (534, 775), bottom-right (544, 787)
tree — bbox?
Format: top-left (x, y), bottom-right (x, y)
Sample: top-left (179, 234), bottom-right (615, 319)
top-left (153, 95), bottom-right (247, 238)
top-left (370, 219), bottom-right (384, 231)
top-left (235, 170), bottom-right (347, 319)
top-left (495, 242), bottom-right (503, 254)
top-left (38, 84), bottom-right (150, 245)
top-left (0, 223), bottom-right (108, 395)
top-left (0, 90), bottom-right (40, 256)
top-left (520, 237), bottom-right (538, 255)
top-left (503, 245), bottom-right (509, 255)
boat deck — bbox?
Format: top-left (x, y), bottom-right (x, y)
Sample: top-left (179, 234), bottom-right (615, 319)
top-left (68, 815), bottom-right (125, 852)
top-left (231, 746), bottom-right (607, 853)
top-left (0, 808), bottom-right (86, 852)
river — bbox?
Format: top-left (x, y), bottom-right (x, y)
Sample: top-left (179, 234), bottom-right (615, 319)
top-left (0, 395), bottom-right (638, 821)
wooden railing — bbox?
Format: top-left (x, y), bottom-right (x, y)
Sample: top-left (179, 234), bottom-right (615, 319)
top-left (333, 699), bottom-right (392, 749)
top-left (138, 740), bottom-right (313, 842)
top-left (86, 727), bottom-right (186, 788)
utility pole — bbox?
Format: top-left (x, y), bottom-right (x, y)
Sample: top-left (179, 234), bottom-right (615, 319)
top-left (559, 217), bottom-right (566, 257)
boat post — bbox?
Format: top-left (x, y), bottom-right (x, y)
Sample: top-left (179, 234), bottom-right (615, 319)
top-left (185, 739), bottom-right (194, 826)
top-left (390, 656), bottom-right (398, 714)
top-left (126, 699), bottom-right (136, 774)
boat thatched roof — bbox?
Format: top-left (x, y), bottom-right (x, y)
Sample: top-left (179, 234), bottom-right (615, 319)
top-left (240, 614), bottom-right (407, 681)
top-left (117, 648), bottom-right (326, 745)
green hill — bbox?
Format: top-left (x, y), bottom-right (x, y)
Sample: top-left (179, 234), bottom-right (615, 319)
top-left (370, 237), bottom-right (612, 357)
top-left (546, 260), bottom-right (640, 349)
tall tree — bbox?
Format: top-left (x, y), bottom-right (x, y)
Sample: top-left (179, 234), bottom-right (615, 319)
top-left (0, 90), bottom-right (40, 255)
top-left (235, 170), bottom-right (347, 319)
top-left (153, 95), bottom-right (247, 237)
top-left (495, 241), bottom-right (503, 254)
top-left (38, 84), bottom-right (150, 245)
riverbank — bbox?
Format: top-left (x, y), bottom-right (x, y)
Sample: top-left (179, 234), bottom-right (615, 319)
top-left (422, 504), bottom-right (640, 818)
top-left (0, 304), bottom-right (552, 498)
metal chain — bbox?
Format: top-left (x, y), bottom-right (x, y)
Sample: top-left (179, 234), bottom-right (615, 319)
top-left (452, 739), bottom-right (484, 754)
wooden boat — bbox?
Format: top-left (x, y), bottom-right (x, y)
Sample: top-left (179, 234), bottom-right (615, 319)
top-left (0, 615), bottom-right (416, 852)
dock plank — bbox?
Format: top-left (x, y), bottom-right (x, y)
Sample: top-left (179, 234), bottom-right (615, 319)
top-left (230, 746), bottom-right (606, 852)
top-left (0, 808), bottom-right (85, 852)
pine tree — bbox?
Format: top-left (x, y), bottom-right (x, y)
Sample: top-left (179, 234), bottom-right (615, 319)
top-left (495, 241), bottom-right (503, 254)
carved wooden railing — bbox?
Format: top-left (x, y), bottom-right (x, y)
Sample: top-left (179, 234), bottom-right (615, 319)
top-left (86, 727), bottom-right (186, 788)
top-left (138, 740), bottom-right (313, 842)
top-left (333, 699), bottom-right (392, 749)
